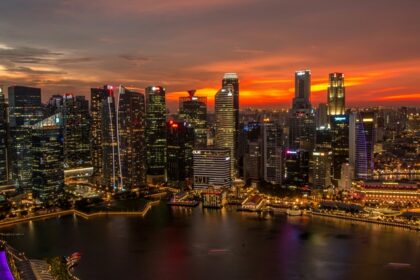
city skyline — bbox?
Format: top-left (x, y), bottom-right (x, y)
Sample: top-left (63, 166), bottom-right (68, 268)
top-left (0, 0), bottom-right (419, 111)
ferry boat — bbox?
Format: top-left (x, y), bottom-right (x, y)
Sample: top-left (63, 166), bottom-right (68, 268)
top-left (286, 206), bottom-right (302, 216)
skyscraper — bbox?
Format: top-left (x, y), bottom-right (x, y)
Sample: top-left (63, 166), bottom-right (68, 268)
top-left (31, 113), bottom-right (64, 202)
top-left (179, 90), bottom-right (207, 148)
top-left (117, 86), bottom-right (146, 190)
top-left (330, 115), bottom-right (350, 187)
top-left (349, 111), bottom-right (375, 179)
top-left (316, 103), bottom-right (328, 128)
top-left (222, 73), bottom-right (239, 171)
top-left (145, 86), bottom-right (167, 184)
top-left (0, 86), bottom-right (9, 186)
top-left (166, 119), bottom-right (194, 189)
top-left (193, 149), bottom-right (231, 189)
top-left (292, 70), bottom-right (311, 110)
top-left (261, 120), bottom-right (282, 185)
top-left (327, 73), bottom-right (345, 116)
top-left (309, 150), bottom-right (331, 189)
top-left (62, 94), bottom-right (91, 170)
top-left (8, 86), bottom-right (43, 191)
top-left (215, 87), bottom-right (235, 178)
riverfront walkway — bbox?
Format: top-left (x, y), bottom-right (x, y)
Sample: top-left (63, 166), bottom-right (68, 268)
top-left (0, 200), bottom-right (161, 228)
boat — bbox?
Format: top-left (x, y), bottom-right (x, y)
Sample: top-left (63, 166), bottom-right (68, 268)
top-left (286, 206), bottom-right (302, 216)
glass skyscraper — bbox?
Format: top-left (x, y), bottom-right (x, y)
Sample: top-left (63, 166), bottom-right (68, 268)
top-left (145, 86), bottom-right (167, 184)
top-left (0, 87), bottom-right (9, 186)
top-left (8, 86), bottom-right (43, 191)
top-left (179, 90), bottom-right (207, 148)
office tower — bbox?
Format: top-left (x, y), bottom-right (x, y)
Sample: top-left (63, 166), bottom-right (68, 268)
top-left (90, 85), bottom-right (120, 190)
top-left (338, 163), bottom-right (353, 190)
top-left (167, 119), bottom-right (194, 189)
top-left (117, 86), bottom-right (146, 190)
top-left (0, 87), bottom-right (9, 186)
top-left (8, 86), bottom-right (43, 191)
top-left (327, 73), bottom-right (345, 116)
top-left (288, 109), bottom-right (316, 151)
top-left (243, 141), bottom-right (261, 182)
top-left (316, 103), bottom-right (328, 128)
top-left (46, 95), bottom-right (64, 116)
top-left (215, 87), bottom-right (235, 178)
top-left (192, 149), bottom-right (231, 189)
top-left (222, 73), bottom-right (239, 171)
top-left (349, 111), bottom-right (375, 179)
top-left (330, 115), bottom-right (350, 187)
top-left (91, 86), bottom-right (109, 184)
top-left (292, 70), bottom-right (311, 110)
top-left (31, 113), bottom-right (64, 202)
top-left (289, 70), bottom-right (315, 151)
top-left (101, 86), bottom-right (120, 190)
top-left (309, 150), bottom-right (331, 189)
top-left (284, 149), bottom-right (310, 186)
top-left (62, 94), bottom-right (91, 170)
top-left (261, 120), bottom-right (282, 185)
top-left (315, 126), bottom-right (332, 150)
top-left (179, 90), bottom-right (207, 148)
top-left (145, 86), bottom-right (167, 184)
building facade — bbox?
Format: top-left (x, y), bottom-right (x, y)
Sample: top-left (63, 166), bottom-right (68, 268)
top-left (193, 149), bottom-right (231, 189)
top-left (327, 73), bottom-right (345, 116)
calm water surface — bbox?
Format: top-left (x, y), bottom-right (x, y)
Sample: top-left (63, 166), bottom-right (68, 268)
top-left (2, 203), bottom-right (419, 280)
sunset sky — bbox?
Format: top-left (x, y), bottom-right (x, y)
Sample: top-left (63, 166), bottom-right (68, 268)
top-left (0, 0), bottom-right (419, 111)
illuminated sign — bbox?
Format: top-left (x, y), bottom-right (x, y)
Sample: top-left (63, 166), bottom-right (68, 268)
top-left (334, 116), bottom-right (347, 121)
top-left (286, 150), bottom-right (297, 154)
top-left (362, 118), bottom-right (373, 122)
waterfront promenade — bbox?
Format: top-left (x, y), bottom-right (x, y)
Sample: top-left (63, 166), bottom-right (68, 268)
top-left (0, 200), bottom-right (161, 228)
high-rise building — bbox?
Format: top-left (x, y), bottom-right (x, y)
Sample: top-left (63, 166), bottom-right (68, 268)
top-left (284, 149), bottom-right (310, 186)
top-left (222, 73), bottom-right (239, 172)
top-left (46, 95), bottom-right (64, 116)
top-left (327, 73), bottom-right (345, 116)
top-left (117, 86), bottom-right (146, 190)
top-left (179, 90), bottom-right (207, 148)
top-left (145, 86), bottom-right (167, 184)
top-left (0, 86), bottom-right (9, 186)
top-left (330, 115), bottom-right (350, 187)
top-left (193, 149), bottom-right (231, 189)
top-left (31, 113), bottom-right (64, 202)
top-left (215, 87), bottom-right (235, 178)
top-left (243, 141), bottom-right (261, 182)
top-left (167, 119), bottom-right (194, 189)
top-left (309, 150), bottom-right (331, 189)
top-left (62, 94), bottom-right (91, 170)
top-left (349, 111), bottom-right (375, 179)
top-left (289, 70), bottom-right (315, 151)
top-left (288, 109), bottom-right (316, 151)
top-left (261, 120), bottom-right (282, 185)
top-left (8, 86), bottom-right (43, 191)
top-left (91, 86), bottom-right (109, 185)
top-left (292, 70), bottom-right (311, 110)
top-left (316, 103), bottom-right (328, 128)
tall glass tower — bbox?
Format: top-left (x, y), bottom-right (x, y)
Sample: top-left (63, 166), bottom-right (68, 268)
top-left (179, 90), bottom-right (207, 148)
top-left (327, 73), bottom-right (345, 115)
top-left (0, 86), bottom-right (9, 186)
top-left (215, 87), bottom-right (235, 179)
top-left (292, 70), bottom-right (311, 110)
top-left (145, 86), bottom-right (167, 184)
top-left (8, 86), bottom-right (43, 191)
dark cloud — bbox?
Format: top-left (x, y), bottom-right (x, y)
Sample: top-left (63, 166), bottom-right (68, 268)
top-left (118, 54), bottom-right (149, 62)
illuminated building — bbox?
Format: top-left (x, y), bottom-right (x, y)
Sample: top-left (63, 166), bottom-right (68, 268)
top-left (243, 141), bottom-right (261, 182)
top-left (215, 87), bottom-right (235, 178)
top-left (355, 181), bottom-right (419, 203)
top-left (193, 149), bottom-right (231, 189)
top-left (179, 90), bottom-right (207, 148)
top-left (288, 109), bottom-right (316, 151)
top-left (117, 86), bottom-right (146, 190)
top-left (292, 70), bottom-right (311, 110)
top-left (62, 94), bottom-right (91, 170)
top-left (350, 111), bottom-right (375, 179)
top-left (284, 149), bottom-right (310, 186)
top-left (145, 86), bottom-right (167, 184)
top-left (166, 119), bottom-right (194, 189)
top-left (202, 189), bottom-right (227, 208)
top-left (330, 115), bottom-right (350, 187)
top-left (339, 163), bottom-right (353, 190)
top-left (0, 86), bottom-right (9, 186)
top-left (8, 86), bottom-right (43, 191)
top-left (327, 73), bottom-right (345, 115)
top-left (309, 150), bottom-right (331, 189)
top-left (316, 103), bottom-right (328, 128)
top-left (261, 120), bottom-right (282, 185)
top-left (31, 113), bottom-right (64, 202)
top-left (91, 86), bottom-right (109, 185)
